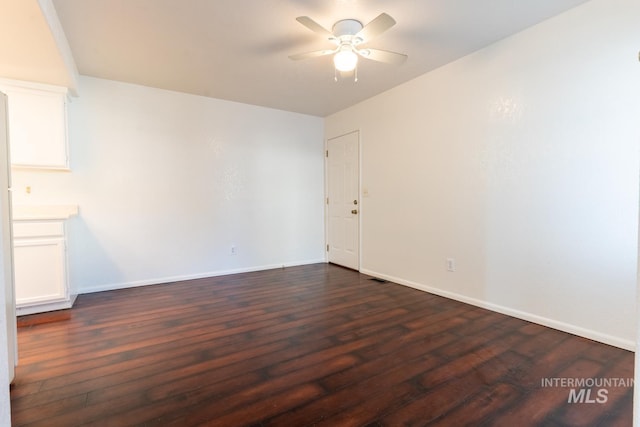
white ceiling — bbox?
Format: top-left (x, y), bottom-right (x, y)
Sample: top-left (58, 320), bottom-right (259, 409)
top-left (10, 0), bottom-right (593, 117)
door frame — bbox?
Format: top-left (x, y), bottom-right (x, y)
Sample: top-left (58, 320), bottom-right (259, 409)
top-left (0, 91), bottom-right (15, 427)
top-left (324, 129), bottom-right (362, 271)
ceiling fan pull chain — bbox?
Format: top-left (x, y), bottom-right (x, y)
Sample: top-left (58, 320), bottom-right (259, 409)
top-left (334, 68), bottom-right (338, 82)
top-left (354, 65), bottom-right (358, 83)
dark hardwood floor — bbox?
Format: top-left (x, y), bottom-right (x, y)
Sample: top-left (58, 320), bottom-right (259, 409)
top-left (10, 263), bottom-right (633, 426)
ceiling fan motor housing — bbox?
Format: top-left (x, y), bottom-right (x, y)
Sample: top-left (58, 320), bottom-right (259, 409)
top-left (332, 19), bottom-right (363, 40)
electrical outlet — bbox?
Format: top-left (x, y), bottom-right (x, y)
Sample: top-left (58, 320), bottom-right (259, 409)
top-left (230, 246), bottom-right (237, 255)
top-left (446, 258), bottom-right (456, 272)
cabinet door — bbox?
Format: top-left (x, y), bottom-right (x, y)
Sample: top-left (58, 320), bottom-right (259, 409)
top-left (2, 85), bottom-right (68, 169)
top-left (14, 237), bottom-right (67, 306)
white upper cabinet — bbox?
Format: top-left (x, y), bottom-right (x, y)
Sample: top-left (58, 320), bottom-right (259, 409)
top-left (0, 79), bottom-right (69, 170)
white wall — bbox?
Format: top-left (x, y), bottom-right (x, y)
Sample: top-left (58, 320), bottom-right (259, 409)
top-left (326, 0), bottom-right (640, 349)
top-left (11, 76), bottom-right (325, 293)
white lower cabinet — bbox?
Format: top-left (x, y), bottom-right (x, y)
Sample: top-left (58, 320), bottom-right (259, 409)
top-left (13, 220), bottom-right (76, 315)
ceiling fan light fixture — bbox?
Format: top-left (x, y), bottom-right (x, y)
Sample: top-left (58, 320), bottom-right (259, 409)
top-left (290, 13), bottom-right (406, 79)
top-left (334, 49), bottom-right (358, 72)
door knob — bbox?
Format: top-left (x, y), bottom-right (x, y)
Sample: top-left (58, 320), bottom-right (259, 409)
top-left (353, 200), bottom-right (358, 205)
top-left (351, 209), bottom-right (358, 214)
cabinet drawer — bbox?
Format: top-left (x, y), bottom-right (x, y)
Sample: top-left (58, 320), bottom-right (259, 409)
top-left (13, 221), bottom-right (64, 238)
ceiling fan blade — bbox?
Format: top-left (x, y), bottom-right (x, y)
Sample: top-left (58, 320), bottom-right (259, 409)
top-left (354, 13), bottom-right (396, 43)
top-left (288, 49), bottom-right (336, 61)
top-left (296, 16), bottom-right (334, 38)
top-left (358, 48), bottom-right (407, 65)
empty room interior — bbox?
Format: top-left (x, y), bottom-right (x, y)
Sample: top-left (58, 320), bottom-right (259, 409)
top-left (0, 0), bottom-right (639, 425)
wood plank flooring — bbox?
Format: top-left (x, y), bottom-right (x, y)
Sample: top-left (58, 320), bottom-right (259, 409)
top-left (10, 263), bottom-right (633, 426)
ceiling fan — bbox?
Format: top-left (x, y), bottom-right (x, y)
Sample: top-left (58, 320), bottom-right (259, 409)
top-left (289, 13), bottom-right (408, 80)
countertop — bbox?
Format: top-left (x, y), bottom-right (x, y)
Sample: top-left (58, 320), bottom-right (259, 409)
top-left (12, 204), bottom-right (79, 220)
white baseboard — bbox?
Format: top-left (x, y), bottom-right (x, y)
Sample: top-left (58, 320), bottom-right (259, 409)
top-left (76, 261), bottom-right (633, 351)
top-left (360, 268), bottom-right (635, 352)
top-left (77, 258), bottom-right (326, 295)
top-left (16, 294), bottom-right (77, 316)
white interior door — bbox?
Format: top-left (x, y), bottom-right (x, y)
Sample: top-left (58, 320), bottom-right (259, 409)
top-left (327, 131), bottom-right (359, 270)
top-left (0, 92), bottom-right (16, 384)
